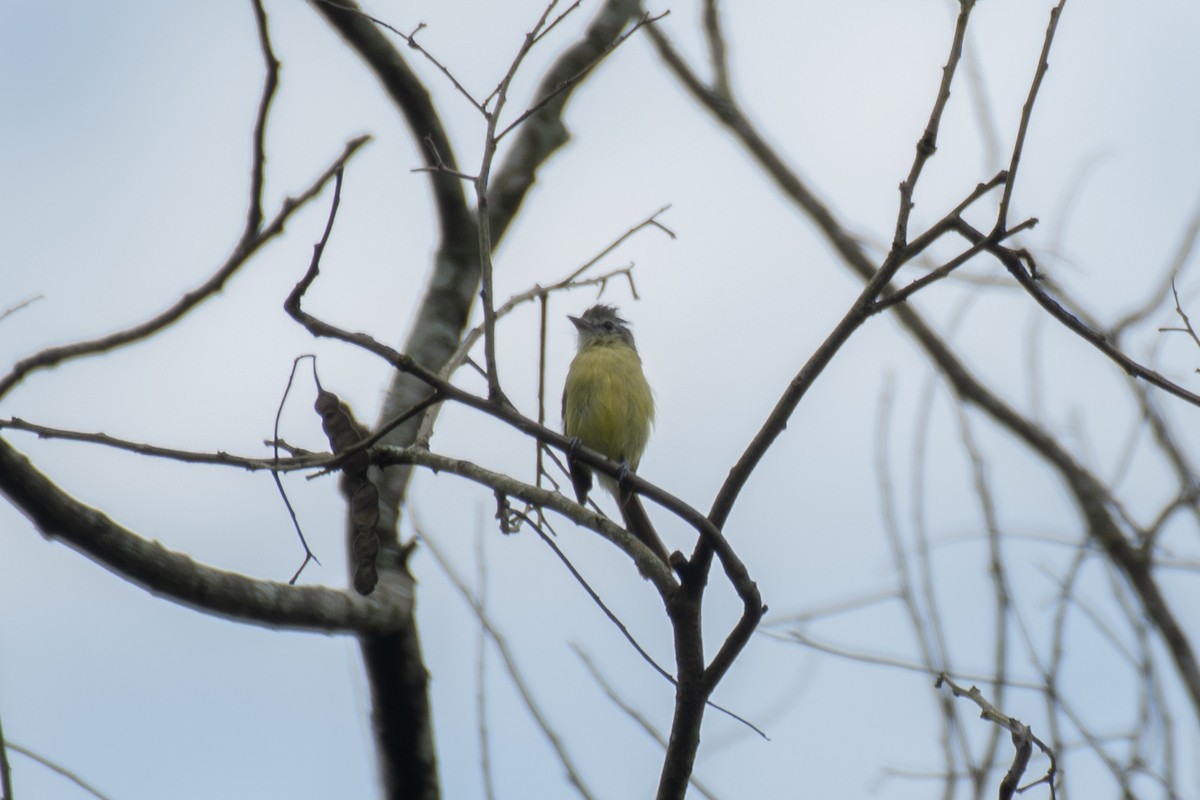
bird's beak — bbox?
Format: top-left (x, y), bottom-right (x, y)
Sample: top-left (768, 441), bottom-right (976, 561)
top-left (568, 315), bottom-right (584, 331)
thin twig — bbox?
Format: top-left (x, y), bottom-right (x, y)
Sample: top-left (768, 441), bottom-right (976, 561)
top-left (274, 355), bottom-right (323, 583)
top-left (958, 9), bottom-right (1002, 170)
top-left (311, 1), bottom-right (485, 112)
top-left (572, 646), bottom-right (725, 800)
top-left (0, 417), bottom-right (317, 471)
top-left (562, 205), bottom-right (675, 283)
top-left (936, 674), bottom-right (1057, 798)
top-left (530, 0), bottom-right (583, 47)
top-left (0, 136), bottom-right (369, 401)
top-left (954, 402), bottom-right (1014, 788)
top-left (524, 508), bottom-right (676, 681)
top-left (956, 218), bottom-right (1200, 409)
top-left (473, 1), bottom-right (577, 403)
top-left (0, 294), bottom-right (43, 325)
top-left (246, 0), bottom-right (279, 234)
top-left (495, 12), bottom-right (670, 142)
top-left (1111, 188), bottom-right (1200, 337)
top-left (4, 740), bottom-right (114, 800)
top-left (432, 205), bottom-right (672, 394)
top-left (1040, 545), bottom-right (1141, 794)
top-left (899, 171), bottom-right (1009, 261)
top-left (535, 293), bottom-right (550, 503)
top-left (878, 216), bottom-right (1036, 311)
top-left (474, 511), bottom-right (497, 800)
top-left (273, 159), bottom-right (356, 582)
top-left (890, 0), bottom-right (976, 252)
top-left (761, 587), bottom-right (899, 626)
top-left (483, 0), bottom-right (566, 111)
top-left (997, 0), bottom-right (1067, 226)
top-left (521, 510), bottom-right (767, 740)
top-left (415, 518), bottom-right (600, 800)
top-left (1164, 278), bottom-right (1200, 351)
top-left (877, 377), bottom-right (961, 800)
top-left (763, 629), bottom-right (1045, 692)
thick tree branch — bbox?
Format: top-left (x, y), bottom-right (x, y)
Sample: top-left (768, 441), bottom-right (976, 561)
top-left (307, 0), bottom-right (479, 554)
top-left (274, 11), bottom-right (478, 777)
top-left (309, 0), bottom-right (471, 245)
top-left (0, 436), bottom-right (406, 634)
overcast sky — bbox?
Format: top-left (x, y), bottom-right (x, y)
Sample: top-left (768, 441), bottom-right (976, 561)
top-left (3, 1), bottom-right (1200, 798)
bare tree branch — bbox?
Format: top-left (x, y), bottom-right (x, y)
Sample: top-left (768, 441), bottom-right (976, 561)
top-left (936, 674), bottom-right (1057, 798)
top-left (877, 378), bottom-right (961, 800)
top-left (954, 402), bottom-right (1015, 792)
top-left (649, 0), bottom-right (1200, 725)
top-left (956, 219), bottom-right (1200, 410)
top-left (473, 520), bottom-right (497, 800)
top-left (488, 0), bottom-right (646, 243)
top-left (572, 645), bottom-right (725, 800)
top-left (997, 0), bottom-right (1066, 227)
top-left (0, 295), bottom-right (43, 326)
top-left (416, 519), bottom-right (600, 800)
top-left (3, 739), bottom-right (113, 800)
top-left (246, 0), bottom-right (279, 235)
top-left (0, 436), bottom-right (407, 634)
top-left (0, 136), bottom-right (368, 402)
top-left (891, 0), bottom-right (977, 251)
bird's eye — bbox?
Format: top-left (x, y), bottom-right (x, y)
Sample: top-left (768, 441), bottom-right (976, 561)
top-left (603, 321), bottom-right (616, 332)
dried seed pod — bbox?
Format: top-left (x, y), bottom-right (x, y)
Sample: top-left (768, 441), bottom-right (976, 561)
top-left (315, 388), bottom-right (370, 479)
top-left (350, 482), bottom-right (380, 595)
top-left (314, 387), bottom-right (379, 596)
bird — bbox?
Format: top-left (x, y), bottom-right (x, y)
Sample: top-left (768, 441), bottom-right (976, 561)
top-left (562, 304), bottom-right (672, 568)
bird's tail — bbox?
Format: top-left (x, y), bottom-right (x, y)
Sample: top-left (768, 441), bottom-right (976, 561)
top-left (619, 487), bottom-right (672, 568)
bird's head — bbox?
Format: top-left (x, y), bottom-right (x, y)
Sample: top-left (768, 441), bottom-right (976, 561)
top-left (569, 304), bottom-right (637, 351)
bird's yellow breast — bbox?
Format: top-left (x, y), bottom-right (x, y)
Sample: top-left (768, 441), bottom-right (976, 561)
top-left (563, 341), bottom-right (655, 469)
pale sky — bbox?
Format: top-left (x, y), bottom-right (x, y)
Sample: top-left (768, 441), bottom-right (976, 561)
top-left (3, 1), bottom-right (1199, 798)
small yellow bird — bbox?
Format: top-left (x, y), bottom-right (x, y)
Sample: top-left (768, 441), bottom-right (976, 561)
top-left (562, 304), bottom-right (672, 567)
